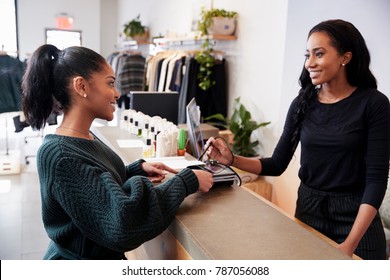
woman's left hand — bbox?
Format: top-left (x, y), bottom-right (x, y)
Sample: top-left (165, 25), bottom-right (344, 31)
top-left (141, 162), bottom-right (177, 183)
top-left (336, 241), bottom-right (355, 257)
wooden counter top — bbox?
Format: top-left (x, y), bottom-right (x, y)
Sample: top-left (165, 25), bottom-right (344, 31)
top-left (170, 185), bottom-right (350, 259)
top-left (93, 125), bottom-right (352, 260)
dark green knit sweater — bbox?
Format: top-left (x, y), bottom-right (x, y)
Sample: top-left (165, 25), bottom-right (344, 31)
top-left (37, 134), bottom-right (199, 259)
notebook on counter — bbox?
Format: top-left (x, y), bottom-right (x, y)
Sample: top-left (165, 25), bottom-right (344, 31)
top-left (145, 156), bottom-right (204, 171)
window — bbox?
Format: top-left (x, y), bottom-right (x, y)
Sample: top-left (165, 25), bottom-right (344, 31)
top-left (45, 29), bottom-right (82, 50)
top-left (0, 0), bottom-right (18, 57)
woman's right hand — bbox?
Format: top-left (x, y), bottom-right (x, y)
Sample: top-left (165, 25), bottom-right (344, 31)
top-left (192, 170), bottom-right (213, 192)
top-left (206, 137), bottom-right (234, 166)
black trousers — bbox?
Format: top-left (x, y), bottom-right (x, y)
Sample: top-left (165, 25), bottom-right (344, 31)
top-left (295, 183), bottom-right (386, 260)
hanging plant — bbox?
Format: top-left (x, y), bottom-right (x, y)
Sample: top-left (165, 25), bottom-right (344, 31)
top-left (195, 8), bottom-right (237, 91)
top-left (196, 38), bottom-right (216, 91)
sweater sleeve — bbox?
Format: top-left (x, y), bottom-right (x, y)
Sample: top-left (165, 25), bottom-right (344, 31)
top-left (48, 156), bottom-right (199, 253)
top-left (125, 159), bottom-right (147, 177)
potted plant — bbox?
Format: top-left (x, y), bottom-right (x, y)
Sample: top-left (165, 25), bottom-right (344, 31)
top-left (123, 14), bottom-right (149, 43)
top-left (197, 8), bottom-right (237, 36)
top-left (204, 97), bottom-right (270, 157)
top-left (195, 8), bottom-right (237, 91)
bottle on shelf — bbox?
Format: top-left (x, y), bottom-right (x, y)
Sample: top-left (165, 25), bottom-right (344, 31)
top-left (142, 138), bottom-right (153, 158)
top-left (127, 109), bottom-right (136, 132)
top-left (142, 122), bottom-right (150, 141)
top-left (132, 120), bottom-right (139, 135)
top-left (128, 116), bottom-right (134, 133)
top-left (120, 110), bottom-right (130, 130)
top-left (137, 123), bottom-right (142, 137)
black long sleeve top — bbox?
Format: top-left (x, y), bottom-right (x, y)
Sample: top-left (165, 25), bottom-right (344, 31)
top-left (260, 88), bottom-right (389, 209)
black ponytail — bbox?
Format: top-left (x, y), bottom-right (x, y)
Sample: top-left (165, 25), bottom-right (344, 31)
top-left (22, 44), bottom-right (61, 130)
top-left (22, 44), bottom-right (107, 130)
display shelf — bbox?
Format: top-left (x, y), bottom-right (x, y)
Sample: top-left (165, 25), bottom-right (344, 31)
top-left (116, 39), bottom-right (152, 48)
top-left (153, 34), bottom-right (236, 48)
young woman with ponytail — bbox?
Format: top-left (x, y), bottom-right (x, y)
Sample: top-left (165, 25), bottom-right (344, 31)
top-left (207, 19), bottom-right (389, 259)
top-left (22, 44), bottom-right (213, 259)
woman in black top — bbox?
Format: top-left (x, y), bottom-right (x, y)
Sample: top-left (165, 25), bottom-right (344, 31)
top-left (207, 19), bottom-right (389, 259)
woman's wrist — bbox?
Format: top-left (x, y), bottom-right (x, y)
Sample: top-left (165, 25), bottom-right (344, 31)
top-left (228, 153), bottom-right (235, 166)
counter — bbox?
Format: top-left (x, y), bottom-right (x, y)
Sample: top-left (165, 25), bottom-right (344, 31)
top-left (92, 125), bottom-right (353, 260)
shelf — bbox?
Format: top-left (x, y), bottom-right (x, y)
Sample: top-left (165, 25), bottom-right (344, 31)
top-left (119, 40), bottom-right (152, 46)
top-left (153, 34), bottom-right (237, 47)
top-left (206, 34), bottom-right (237, 40)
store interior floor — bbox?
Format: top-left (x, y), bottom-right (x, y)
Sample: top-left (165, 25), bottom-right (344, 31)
top-left (0, 112), bottom-right (119, 260)
top-left (0, 122), bottom-right (50, 259)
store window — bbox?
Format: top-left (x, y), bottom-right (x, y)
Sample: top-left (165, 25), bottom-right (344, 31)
top-left (0, 0), bottom-right (18, 57)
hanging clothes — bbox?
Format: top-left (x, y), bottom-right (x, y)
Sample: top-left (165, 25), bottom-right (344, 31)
top-left (0, 54), bottom-right (25, 113)
top-left (176, 56), bottom-right (227, 124)
top-left (145, 50), bottom-right (228, 124)
top-left (193, 58), bottom-right (227, 121)
top-left (146, 51), bottom-right (175, 91)
top-left (107, 51), bottom-right (146, 109)
top-left (158, 52), bottom-right (186, 92)
top-left (167, 56), bottom-right (186, 93)
top-left (177, 56), bottom-right (196, 124)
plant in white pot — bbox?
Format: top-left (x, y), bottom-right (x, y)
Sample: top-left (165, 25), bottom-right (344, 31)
top-left (198, 8), bottom-right (237, 36)
top-left (195, 8), bottom-right (237, 91)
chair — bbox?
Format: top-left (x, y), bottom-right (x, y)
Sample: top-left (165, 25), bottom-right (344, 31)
top-left (24, 129), bottom-right (44, 164)
top-left (24, 112), bottom-right (57, 164)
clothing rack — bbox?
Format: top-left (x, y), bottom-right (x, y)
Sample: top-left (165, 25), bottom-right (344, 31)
top-left (114, 39), bottom-right (152, 59)
top-left (24, 129), bottom-right (44, 165)
top-left (0, 111), bottom-right (27, 155)
top-left (109, 49), bottom-right (142, 56)
top-left (0, 112), bottom-right (22, 175)
top-left (3, 115), bottom-right (10, 156)
top-left (107, 50), bottom-right (147, 109)
top-left (0, 45), bottom-right (19, 58)
top-left (152, 34), bottom-right (236, 50)
top-left (0, 112), bottom-right (27, 156)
